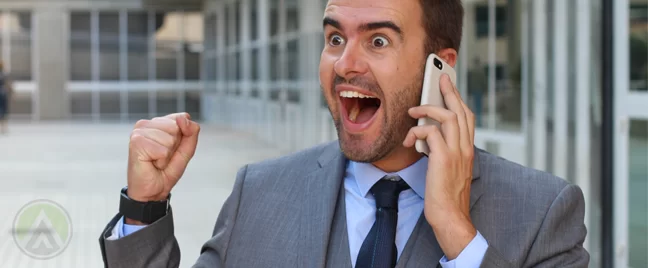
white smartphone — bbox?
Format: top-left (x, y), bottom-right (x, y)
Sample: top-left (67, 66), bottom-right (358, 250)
top-left (415, 53), bottom-right (457, 156)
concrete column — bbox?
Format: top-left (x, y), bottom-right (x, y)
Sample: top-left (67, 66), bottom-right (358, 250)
top-left (34, 7), bottom-right (69, 120)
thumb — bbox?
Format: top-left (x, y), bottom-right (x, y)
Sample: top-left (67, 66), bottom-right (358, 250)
top-left (165, 120), bottom-right (200, 179)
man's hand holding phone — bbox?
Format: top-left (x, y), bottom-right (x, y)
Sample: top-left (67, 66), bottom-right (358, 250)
top-left (403, 74), bottom-right (477, 260)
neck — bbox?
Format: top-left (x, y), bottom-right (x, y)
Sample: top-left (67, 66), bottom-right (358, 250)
top-left (371, 146), bottom-right (424, 173)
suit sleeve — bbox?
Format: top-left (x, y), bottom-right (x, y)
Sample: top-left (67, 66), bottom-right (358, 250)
top-left (192, 164), bottom-right (248, 267)
top-left (480, 184), bottom-right (590, 268)
top-left (99, 208), bottom-right (180, 268)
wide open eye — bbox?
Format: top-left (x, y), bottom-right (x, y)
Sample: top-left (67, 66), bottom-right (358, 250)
top-left (371, 36), bottom-right (390, 48)
top-left (329, 34), bottom-right (345, 46)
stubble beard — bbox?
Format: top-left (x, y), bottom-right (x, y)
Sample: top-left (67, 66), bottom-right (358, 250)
top-left (327, 71), bottom-right (424, 163)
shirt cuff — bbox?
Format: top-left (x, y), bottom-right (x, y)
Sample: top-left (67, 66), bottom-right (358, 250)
top-left (105, 216), bottom-right (148, 241)
top-left (438, 231), bottom-right (489, 268)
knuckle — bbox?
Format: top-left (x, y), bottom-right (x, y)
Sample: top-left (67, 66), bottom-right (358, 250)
top-left (449, 113), bottom-right (458, 122)
top-left (134, 119), bottom-right (148, 128)
top-left (130, 128), bottom-right (144, 140)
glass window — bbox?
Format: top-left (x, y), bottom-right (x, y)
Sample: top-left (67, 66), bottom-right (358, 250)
top-left (629, 4), bottom-right (648, 91)
top-left (213, 56), bottom-right (220, 81)
top-left (155, 12), bottom-right (179, 80)
top-left (127, 92), bottom-right (149, 120)
top-left (270, 0), bottom-right (280, 37)
top-left (99, 12), bottom-right (120, 81)
top-left (127, 12), bottom-right (149, 80)
top-left (183, 12), bottom-right (203, 80)
top-left (70, 92), bottom-right (92, 115)
top-left (235, 51), bottom-right (241, 80)
top-left (475, 5), bottom-right (507, 38)
top-left (224, 5), bottom-right (230, 47)
top-left (70, 12), bottom-right (92, 81)
top-left (99, 92), bottom-right (120, 115)
top-left (629, 119), bottom-right (648, 267)
top-left (205, 56), bottom-right (214, 86)
top-left (250, 6), bottom-right (258, 41)
top-left (286, 0), bottom-right (299, 33)
top-left (4, 12), bottom-right (32, 81)
top-left (234, 3), bottom-right (241, 45)
top-left (156, 90), bottom-right (178, 116)
top-left (270, 43), bottom-right (280, 81)
top-left (204, 14), bottom-right (214, 51)
top-left (227, 53), bottom-right (236, 81)
top-left (464, 0), bottom-right (521, 131)
top-left (286, 39), bottom-right (299, 80)
top-left (184, 90), bottom-right (201, 118)
top-left (251, 48), bottom-right (259, 81)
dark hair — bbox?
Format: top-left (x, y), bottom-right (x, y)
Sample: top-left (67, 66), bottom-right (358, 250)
top-left (419, 0), bottom-right (464, 55)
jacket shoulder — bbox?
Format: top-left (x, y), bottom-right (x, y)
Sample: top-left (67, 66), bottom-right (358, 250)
top-left (241, 141), bottom-right (338, 184)
top-left (476, 149), bottom-right (574, 204)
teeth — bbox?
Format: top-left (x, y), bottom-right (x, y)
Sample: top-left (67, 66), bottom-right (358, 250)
top-left (339, 91), bottom-right (376, 99)
top-left (349, 104), bottom-right (360, 122)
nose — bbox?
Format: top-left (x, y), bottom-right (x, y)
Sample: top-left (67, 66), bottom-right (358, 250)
top-left (333, 42), bottom-right (369, 80)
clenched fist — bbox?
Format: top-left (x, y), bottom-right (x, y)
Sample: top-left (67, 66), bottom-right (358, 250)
top-left (127, 112), bottom-right (201, 203)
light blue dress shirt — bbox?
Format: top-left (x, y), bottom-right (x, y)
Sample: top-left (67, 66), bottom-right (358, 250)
top-left (110, 157), bottom-right (488, 267)
top-left (345, 157), bottom-right (487, 267)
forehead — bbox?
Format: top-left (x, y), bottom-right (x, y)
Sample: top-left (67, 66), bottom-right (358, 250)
top-left (324, 0), bottom-right (421, 29)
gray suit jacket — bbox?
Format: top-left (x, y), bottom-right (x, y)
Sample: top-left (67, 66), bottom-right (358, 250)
top-left (99, 141), bottom-right (589, 267)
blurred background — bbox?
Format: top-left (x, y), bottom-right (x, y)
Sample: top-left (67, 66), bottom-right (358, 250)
top-left (0, 0), bottom-right (645, 267)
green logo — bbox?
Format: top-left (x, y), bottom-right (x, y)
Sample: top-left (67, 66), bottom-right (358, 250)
top-left (12, 199), bottom-right (72, 259)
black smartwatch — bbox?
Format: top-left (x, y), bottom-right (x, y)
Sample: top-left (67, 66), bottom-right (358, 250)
top-left (119, 187), bottom-right (170, 224)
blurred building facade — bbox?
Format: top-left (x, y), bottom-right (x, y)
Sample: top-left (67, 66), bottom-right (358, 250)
top-left (0, 0), bottom-right (645, 267)
top-left (1, 0), bottom-right (204, 121)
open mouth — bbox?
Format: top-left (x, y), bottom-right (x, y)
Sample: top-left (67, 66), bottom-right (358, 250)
top-left (339, 90), bottom-right (382, 125)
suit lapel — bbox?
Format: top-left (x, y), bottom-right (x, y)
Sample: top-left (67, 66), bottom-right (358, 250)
top-left (395, 214), bottom-right (443, 268)
top-left (298, 142), bottom-right (347, 268)
top-left (326, 180), bottom-right (353, 268)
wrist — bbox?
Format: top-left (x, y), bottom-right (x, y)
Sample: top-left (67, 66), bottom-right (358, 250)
top-left (428, 210), bottom-right (476, 260)
top-left (127, 193), bottom-right (169, 203)
top-left (120, 187), bottom-right (170, 225)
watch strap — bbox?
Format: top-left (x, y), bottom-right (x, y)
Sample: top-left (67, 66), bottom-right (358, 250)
top-left (119, 187), bottom-right (170, 224)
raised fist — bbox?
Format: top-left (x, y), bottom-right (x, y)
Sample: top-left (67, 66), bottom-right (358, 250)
top-left (126, 113), bottom-right (201, 202)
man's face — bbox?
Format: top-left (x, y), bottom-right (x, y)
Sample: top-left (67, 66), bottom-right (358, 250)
top-left (320, 0), bottom-right (428, 162)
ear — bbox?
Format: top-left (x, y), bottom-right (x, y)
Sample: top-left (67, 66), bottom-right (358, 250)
top-left (436, 48), bottom-right (458, 68)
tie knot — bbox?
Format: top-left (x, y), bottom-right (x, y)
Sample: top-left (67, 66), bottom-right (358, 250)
top-left (370, 175), bottom-right (410, 210)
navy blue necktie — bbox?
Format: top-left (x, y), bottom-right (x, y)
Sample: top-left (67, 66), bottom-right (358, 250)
top-left (355, 175), bottom-right (411, 268)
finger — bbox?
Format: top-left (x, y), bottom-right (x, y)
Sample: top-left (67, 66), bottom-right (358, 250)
top-left (440, 74), bottom-right (469, 152)
top-left (172, 113), bottom-right (199, 137)
top-left (165, 121), bottom-right (201, 179)
top-left (135, 117), bottom-right (181, 136)
top-left (461, 100), bottom-right (476, 147)
top-left (131, 128), bottom-right (177, 169)
top-left (129, 131), bottom-right (171, 164)
top-left (408, 105), bottom-right (459, 148)
top-left (403, 124), bottom-right (447, 152)
top-left (131, 128), bottom-right (176, 149)
top-left (426, 123), bottom-right (449, 159)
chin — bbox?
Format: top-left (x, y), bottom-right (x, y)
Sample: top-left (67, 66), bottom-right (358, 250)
top-left (337, 127), bottom-right (393, 163)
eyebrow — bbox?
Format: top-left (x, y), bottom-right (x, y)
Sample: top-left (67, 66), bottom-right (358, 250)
top-left (323, 17), bottom-right (404, 41)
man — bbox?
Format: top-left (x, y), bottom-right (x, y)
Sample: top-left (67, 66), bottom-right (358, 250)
top-left (0, 60), bottom-right (13, 134)
top-left (99, 0), bottom-right (589, 267)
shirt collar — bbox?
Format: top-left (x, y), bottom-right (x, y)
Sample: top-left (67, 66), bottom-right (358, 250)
top-left (350, 156), bottom-right (428, 199)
